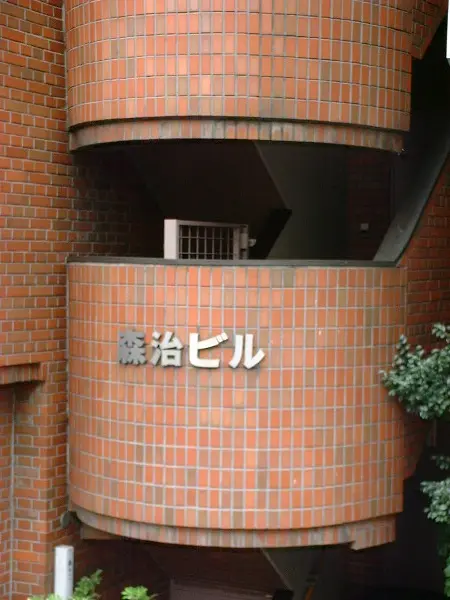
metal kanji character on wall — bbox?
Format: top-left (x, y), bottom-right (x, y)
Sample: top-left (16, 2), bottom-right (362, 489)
top-left (118, 329), bottom-right (265, 369)
top-left (118, 331), bottom-right (147, 365)
top-left (150, 331), bottom-right (184, 367)
top-left (188, 332), bottom-right (229, 368)
top-left (229, 333), bottom-right (265, 369)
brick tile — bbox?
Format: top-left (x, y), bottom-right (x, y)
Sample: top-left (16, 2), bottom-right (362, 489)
top-left (65, 0), bottom-right (414, 150)
top-left (68, 262), bottom-right (405, 549)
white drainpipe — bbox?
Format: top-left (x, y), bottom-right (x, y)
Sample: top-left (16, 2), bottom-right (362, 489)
top-left (54, 546), bottom-right (74, 599)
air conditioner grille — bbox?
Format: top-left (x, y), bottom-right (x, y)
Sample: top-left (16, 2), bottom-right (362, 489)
top-left (164, 219), bottom-right (249, 260)
top-left (179, 223), bottom-right (236, 260)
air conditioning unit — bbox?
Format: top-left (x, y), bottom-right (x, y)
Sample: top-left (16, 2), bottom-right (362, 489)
top-left (164, 219), bottom-right (251, 260)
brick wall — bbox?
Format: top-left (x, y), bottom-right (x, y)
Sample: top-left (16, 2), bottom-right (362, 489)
top-left (1, 144), bottom-right (162, 369)
top-left (0, 388), bottom-right (13, 599)
top-left (401, 158), bottom-right (450, 344)
top-left (66, 0), bottom-right (410, 152)
top-left (68, 262), bottom-right (405, 550)
top-left (1, 0), bottom-right (450, 597)
top-left (0, 2), bottom-right (162, 597)
top-left (412, 0), bottom-right (447, 58)
top-left (400, 156), bottom-right (450, 477)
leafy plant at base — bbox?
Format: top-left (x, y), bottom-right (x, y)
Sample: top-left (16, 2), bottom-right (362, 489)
top-left (122, 586), bottom-right (157, 600)
top-left (72, 569), bottom-right (103, 600)
top-left (381, 323), bottom-right (450, 596)
top-left (29, 570), bottom-right (103, 600)
top-left (29, 569), bottom-right (157, 600)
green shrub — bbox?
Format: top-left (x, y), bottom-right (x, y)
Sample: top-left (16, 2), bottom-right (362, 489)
top-left (381, 324), bottom-right (450, 596)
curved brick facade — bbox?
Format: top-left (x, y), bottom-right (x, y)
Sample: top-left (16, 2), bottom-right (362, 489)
top-left (66, 0), bottom-right (412, 151)
top-left (3, 0), bottom-right (450, 595)
top-left (68, 261), bottom-right (407, 549)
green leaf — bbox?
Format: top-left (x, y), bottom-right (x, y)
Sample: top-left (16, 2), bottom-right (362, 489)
top-left (72, 570), bottom-right (103, 600)
top-left (121, 586), bottom-right (158, 600)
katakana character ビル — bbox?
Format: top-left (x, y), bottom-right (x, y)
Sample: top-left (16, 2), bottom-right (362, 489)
top-left (150, 331), bottom-right (184, 367)
top-left (188, 332), bottom-right (228, 368)
top-left (229, 334), bottom-right (265, 369)
top-left (118, 331), bottom-right (147, 365)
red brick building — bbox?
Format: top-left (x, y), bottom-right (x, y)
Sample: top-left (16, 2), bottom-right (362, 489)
top-left (1, 1), bottom-right (450, 599)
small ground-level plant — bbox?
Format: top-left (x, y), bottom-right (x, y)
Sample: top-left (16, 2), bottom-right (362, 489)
top-left (29, 570), bottom-right (157, 600)
top-left (121, 587), bottom-right (157, 600)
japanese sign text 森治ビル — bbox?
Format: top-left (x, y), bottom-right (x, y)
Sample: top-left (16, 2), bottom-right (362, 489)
top-left (118, 330), bottom-right (265, 370)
